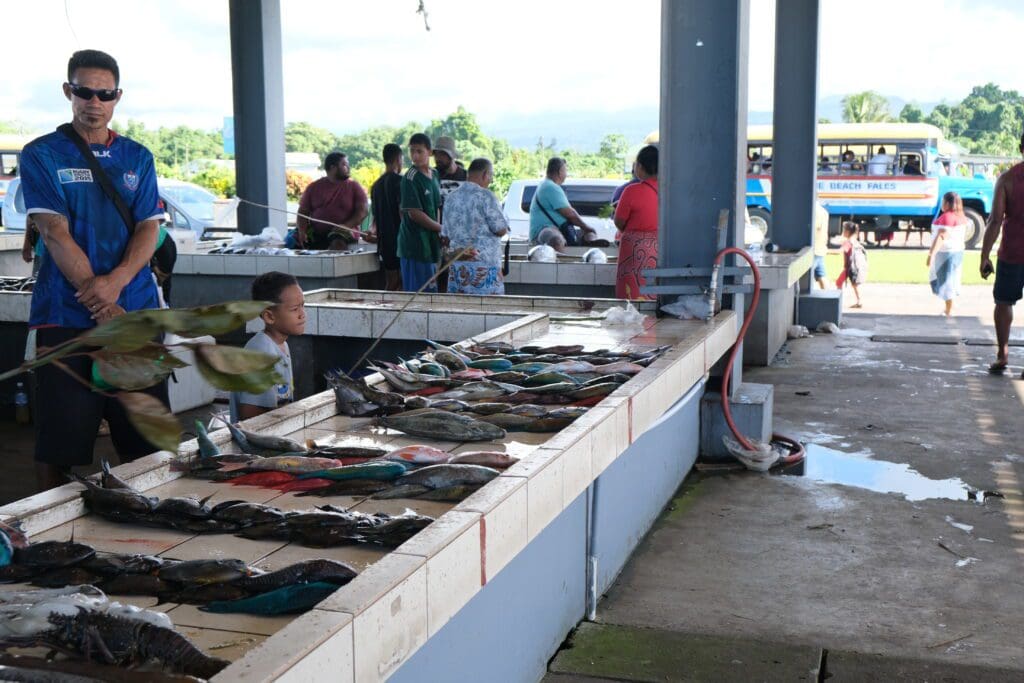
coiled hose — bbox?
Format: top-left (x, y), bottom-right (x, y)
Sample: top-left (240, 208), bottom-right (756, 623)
top-left (714, 246), bottom-right (805, 466)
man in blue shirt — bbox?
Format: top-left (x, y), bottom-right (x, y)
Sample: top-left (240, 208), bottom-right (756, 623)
top-left (21, 49), bottom-right (167, 491)
top-left (528, 157), bottom-right (599, 249)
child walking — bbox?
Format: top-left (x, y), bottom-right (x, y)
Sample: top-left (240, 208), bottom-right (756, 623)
top-left (835, 221), bottom-right (868, 308)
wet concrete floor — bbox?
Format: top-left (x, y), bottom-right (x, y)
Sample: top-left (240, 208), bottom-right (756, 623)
top-left (548, 284), bottom-right (1024, 681)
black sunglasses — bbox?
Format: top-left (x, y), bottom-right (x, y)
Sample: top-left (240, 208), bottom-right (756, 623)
top-left (66, 83), bottom-right (121, 102)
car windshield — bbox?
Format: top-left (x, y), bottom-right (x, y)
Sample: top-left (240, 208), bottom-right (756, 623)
top-left (160, 184), bottom-right (217, 222)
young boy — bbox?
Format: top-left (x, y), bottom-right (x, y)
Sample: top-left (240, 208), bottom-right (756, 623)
top-left (835, 221), bottom-right (868, 308)
top-left (229, 271), bottom-right (307, 422)
top-left (397, 133), bottom-right (443, 293)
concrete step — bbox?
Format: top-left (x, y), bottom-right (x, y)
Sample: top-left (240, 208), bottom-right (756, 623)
top-left (546, 622), bottom-right (1022, 682)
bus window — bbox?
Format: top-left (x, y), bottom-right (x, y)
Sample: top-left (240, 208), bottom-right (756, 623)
top-left (899, 154), bottom-right (923, 176)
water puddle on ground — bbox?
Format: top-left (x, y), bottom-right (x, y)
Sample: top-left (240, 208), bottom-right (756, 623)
top-left (778, 444), bottom-right (975, 502)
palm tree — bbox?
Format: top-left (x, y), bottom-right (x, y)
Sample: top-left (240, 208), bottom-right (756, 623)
top-left (841, 91), bottom-right (893, 123)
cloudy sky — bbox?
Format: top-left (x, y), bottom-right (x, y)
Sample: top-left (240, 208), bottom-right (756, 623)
top-left (3, 0), bottom-right (1023, 135)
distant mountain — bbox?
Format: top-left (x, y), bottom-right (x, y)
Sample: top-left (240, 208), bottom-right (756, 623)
top-left (480, 107), bottom-right (658, 152)
top-left (476, 95), bottom-right (946, 153)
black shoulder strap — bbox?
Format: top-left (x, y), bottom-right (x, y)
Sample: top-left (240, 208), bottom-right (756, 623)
top-left (57, 123), bottom-right (135, 235)
top-left (534, 192), bottom-right (563, 227)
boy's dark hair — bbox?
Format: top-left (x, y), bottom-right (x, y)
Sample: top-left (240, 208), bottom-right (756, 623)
top-left (409, 133), bottom-right (431, 149)
top-left (252, 271), bottom-right (298, 304)
top-left (546, 157), bottom-right (567, 177)
top-left (382, 143), bottom-right (402, 165)
top-left (68, 49), bottom-right (120, 87)
top-left (841, 221), bottom-right (859, 236)
top-left (324, 152), bottom-right (346, 171)
top-left (636, 145), bottom-right (658, 176)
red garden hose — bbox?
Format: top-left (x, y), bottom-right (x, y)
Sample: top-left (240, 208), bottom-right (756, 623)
top-left (714, 247), bottom-right (805, 466)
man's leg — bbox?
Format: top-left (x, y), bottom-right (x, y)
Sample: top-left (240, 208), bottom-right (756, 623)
top-left (994, 303), bottom-right (1013, 366)
top-left (384, 269), bottom-right (401, 291)
top-left (104, 379), bottom-right (170, 462)
top-left (815, 277), bottom-right (825, 289)
top-left (33, 327), bottom-right (103, 492)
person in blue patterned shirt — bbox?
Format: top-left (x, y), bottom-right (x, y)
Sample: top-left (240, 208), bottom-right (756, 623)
top-left (20, 49), bottom-right (167, 491)
top-left (441, 158), bottom-right (510, 295)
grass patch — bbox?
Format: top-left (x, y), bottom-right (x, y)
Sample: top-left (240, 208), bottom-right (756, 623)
top-left (823, 249), bottom-right (986, 285)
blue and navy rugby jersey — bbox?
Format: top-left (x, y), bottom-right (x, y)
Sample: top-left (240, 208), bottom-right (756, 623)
top-left (21, 128), bottom-right (162, 328)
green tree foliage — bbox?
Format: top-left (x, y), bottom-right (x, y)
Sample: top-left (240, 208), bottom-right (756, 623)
top-left (841, 91), bottom-right (893, 123)
top-left (926, 83), bottom-right (1024, 155)
top-left (108, 108), bottom-right (633, 200)
top-left (898, 103), bottom-right (924, 123)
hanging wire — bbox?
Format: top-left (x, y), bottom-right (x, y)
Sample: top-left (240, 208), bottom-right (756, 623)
top-left (64, 0), bottom-right (81, 47)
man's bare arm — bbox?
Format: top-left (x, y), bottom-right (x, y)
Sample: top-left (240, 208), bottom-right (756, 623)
top-left (77, 219), bottom-right (159, 310)
top-left (558, 206), bottom-right (597, 234)
top-left (34, 212), bottom-right (94, 289)
top-left (980, 172), bottom-right (1009, 270)
top-left (407, 208), bottom-right (442, 233)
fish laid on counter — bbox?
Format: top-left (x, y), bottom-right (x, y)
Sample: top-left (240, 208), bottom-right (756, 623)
top-left (327, 369), bottom-right (406, 417)
top-left (447, 451), bottom-right (519, 468)
top-left (380, 409), bottom-right (507, 442)
top-left (217, 417), bottom-right (308, 454)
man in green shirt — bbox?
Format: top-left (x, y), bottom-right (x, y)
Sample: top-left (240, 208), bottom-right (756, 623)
top-left (397, 133), bottom-right (443, 292)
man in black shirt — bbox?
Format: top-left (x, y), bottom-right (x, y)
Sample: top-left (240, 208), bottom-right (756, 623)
top-left (368, 143), bottom-right (404, 291)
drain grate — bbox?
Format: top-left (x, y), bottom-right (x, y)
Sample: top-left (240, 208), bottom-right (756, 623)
top-left (870, 335), bottom-right (962, 345)
top-left (870, 335), bottom-right (1024, 346)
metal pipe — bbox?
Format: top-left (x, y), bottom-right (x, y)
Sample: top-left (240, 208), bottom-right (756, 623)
top-left (585, 479), bottom-right (600, 621)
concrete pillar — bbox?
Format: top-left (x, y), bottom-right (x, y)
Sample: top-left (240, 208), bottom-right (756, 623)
top-left (769, 0), bottom-right (820, 251)
top-left (659, 0), bottom-right (750, 265)
top-left (660, 0), bottom-right (749, 389)
top-left (229, 0), bottom-right (287, 234)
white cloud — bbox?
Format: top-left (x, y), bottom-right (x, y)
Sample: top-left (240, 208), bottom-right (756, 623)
top-left (2, 0), bottom-right (1022, 135)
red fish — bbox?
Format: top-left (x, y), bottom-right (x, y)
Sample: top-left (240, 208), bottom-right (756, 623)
top-left (451, 368), bottom-right (490, 380)
top-left (413, 386), bottom-right (446, 396)
top-left (274, 478), bottom-right (334, 492)
top-left (571, 395), bottom-right (606, 407)
top-left (384, 445), bottom-right (451, 465)
top-left (228, 471), bottom-right (297, 487)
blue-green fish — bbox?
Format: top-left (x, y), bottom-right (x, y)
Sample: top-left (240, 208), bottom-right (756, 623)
top-left (201, 582), bottom-right (340, 615)
top-left (195, 420), bottom-right (220, 457)
top-left (297, 461), bottom-right (408, 481)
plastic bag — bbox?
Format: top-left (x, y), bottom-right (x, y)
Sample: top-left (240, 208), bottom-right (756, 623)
top-left (230, 226), bottom-right (284, 249)
top-left (816, 321), bottom-right (840, 334)
top-left (661, 295), bottom-right (713, 320)
top-left (582, 248), bottom-right (608, 264)
top-left (787, 325), bottom-right (810, 339)
top-left (602, 301), bottom-right (647, 327)
top-left (528, 245), bottom-right (557, 263)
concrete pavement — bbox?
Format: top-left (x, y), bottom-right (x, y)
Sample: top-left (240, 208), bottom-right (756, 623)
top-left (547, 284), bottom-right (1024, 681)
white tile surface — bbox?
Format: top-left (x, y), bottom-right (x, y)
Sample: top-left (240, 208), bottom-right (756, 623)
top-left (350, 564), bottom-right (428, 681)
top-left (288, 255), bottom-right (325, 277)
top-left (275, 619), bottom-right (354, 683)
top-left (193, 254), bottom-right (225, 275)
top-left (560, 431), bottom-right (593, 504)
top-left (223, 255), bottom-right (259, 275)
top-left (257, 255), bottom-right (291, 275)
top-left (519, 262), bottom-right (557, 285)
top-left (426, 312), bottom-right (488, 343)
top-left (372, 309), bottom-right (430, 339)
top-left (555, 263), bottom-right (596, 286)
top-left (319, 307), bottom-right (373, 338)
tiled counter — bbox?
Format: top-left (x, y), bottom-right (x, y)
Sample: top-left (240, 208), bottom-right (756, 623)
top-left (0, 293), bottom-right (739, 682)
top-left (0, 233), bottom-right (31, 277)
top-left (743, 246), bottom-right (813, 366)
top-left (172, 247), bottom-right (381, 308)
top-left (502, 257), bottom-right (617, 298)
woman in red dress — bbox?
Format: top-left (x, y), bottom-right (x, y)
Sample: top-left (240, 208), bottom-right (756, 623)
top-left (614, 145), bottom-right (659, 299)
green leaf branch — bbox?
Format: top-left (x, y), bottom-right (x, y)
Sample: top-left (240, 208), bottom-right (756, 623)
top-left (0, 301), bottom-right (280, 453)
